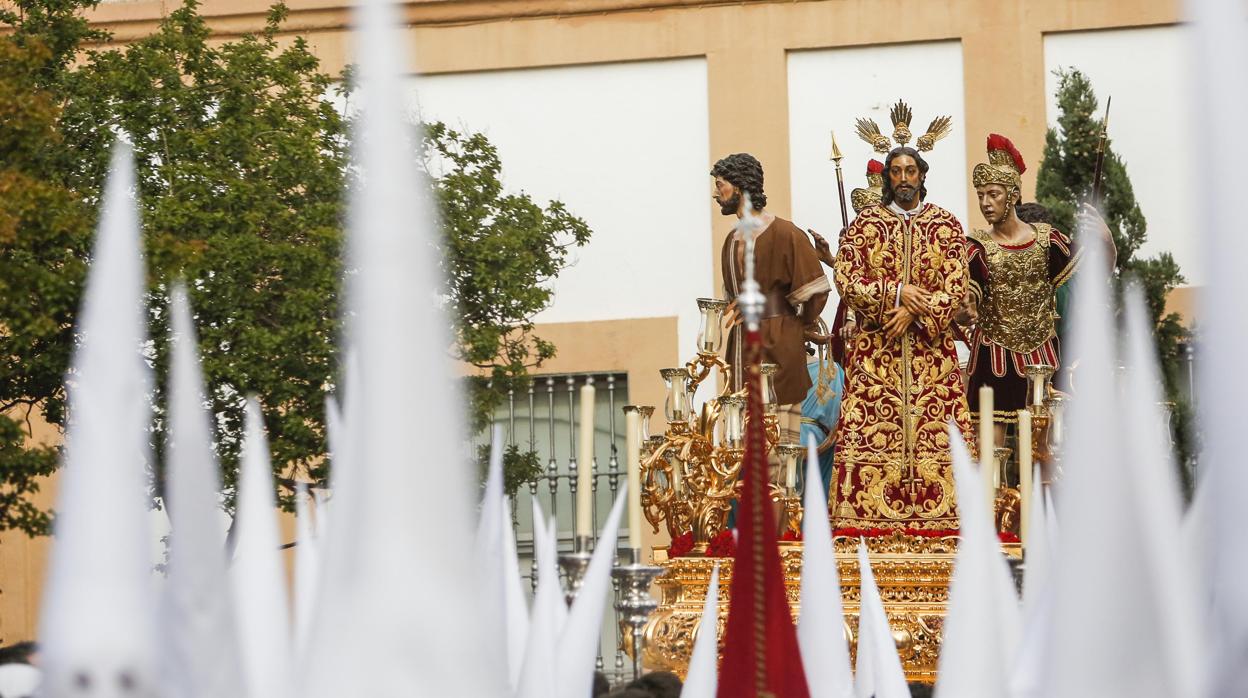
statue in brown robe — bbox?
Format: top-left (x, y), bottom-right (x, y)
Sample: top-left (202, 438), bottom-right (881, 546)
top-left (711, 153), bottom-right (830, 441)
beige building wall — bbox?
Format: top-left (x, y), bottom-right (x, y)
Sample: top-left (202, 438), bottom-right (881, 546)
top-left (0, 410), bottom-right (58, 645)
top-left (1, 0), bottom-right (1188, 641)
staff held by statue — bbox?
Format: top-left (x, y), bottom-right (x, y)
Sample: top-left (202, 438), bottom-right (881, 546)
top-left (829, 130), bottom-right (850, 230)
top-left (1090, 96), bottom-right (1112, 207)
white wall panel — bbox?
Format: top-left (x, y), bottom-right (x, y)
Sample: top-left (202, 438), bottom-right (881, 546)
top-left (410, 59), bottom-right (713, 359)
top-left (788, 41), bottom-right (969, 328)
top-left (1045, 26), bottom-right (1200, 283)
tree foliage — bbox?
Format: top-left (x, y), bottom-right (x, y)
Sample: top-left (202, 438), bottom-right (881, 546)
top-left (0, 0), bottom-right (586, 530)
top-left (0, 31), bottom-right (93, 535)
top-left (423, 122), bottom-right (591, 432)
top-left (1036, 68), bottom-right (1194, 479)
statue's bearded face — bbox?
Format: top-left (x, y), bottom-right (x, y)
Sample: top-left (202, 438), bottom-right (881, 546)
top-left (888, 155), bottom-right (923, 204)
top-left (976, 183), bottom-right (1016, 225)
top-left (712, 176), bottom-right (741, 216)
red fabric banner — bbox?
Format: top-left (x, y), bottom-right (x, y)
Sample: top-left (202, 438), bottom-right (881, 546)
top-left (716, 328), bottom-right (810, 698)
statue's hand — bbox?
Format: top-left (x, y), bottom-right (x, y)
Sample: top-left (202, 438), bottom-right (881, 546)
top-left (883, 306), bottom-right (915, 341)
top-left (807, 228), bottom-right (835, 266)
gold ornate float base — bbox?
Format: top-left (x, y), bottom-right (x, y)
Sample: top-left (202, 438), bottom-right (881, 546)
top-left (636, 533), bottom-right (1016, 684)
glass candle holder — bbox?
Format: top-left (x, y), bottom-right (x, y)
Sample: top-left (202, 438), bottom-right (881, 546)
top-left (1044, 394), bottom-right (1066, 454)
top-left (719, 395), bottom-right (746, 449)
top-left (1024, 363), bottom-right (1056, 408)
top-left (637, 406), bottom-right (654, 440)
top-left (660, 368), bottom-right (692, 424)
top-left (993, 446), bottom-right (1013, 491)
top-left (696, 298), bottom-right (730, 355)
top-left (775, 442), bottom-right (804, 491)
top-left (665, 446), bottom-right (684, 494)
top-left (759, 363), bottom-right (780, 414)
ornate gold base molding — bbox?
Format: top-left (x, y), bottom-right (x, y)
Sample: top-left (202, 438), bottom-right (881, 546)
top-left (638, 533), bottom-right (1015, 684)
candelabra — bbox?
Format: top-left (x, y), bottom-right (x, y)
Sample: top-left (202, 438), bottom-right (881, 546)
top-left (638, 298), bottom-right (782, 551)
top-left (1021, 363), bottom-right (1065, 483)
top-left (558, 535), bottom-right (595, 607)
top-left (611, 548), bottom-right (664, 680)
top-left (992, 447), bottom-right (1021, 535)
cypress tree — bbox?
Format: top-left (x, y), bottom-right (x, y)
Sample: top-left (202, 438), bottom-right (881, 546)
top-left (1036, 68), bottom-right (1194, 486)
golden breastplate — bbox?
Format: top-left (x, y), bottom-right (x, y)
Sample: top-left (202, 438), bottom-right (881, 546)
top-left (972, 224), bottom-right (1056, 353)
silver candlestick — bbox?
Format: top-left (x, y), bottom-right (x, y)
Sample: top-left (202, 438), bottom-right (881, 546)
top-left (558, 535), bottom-right (595, 607)
top-left (611, 547), bottom-right (664, 680)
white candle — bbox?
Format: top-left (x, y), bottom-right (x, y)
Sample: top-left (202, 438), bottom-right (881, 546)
top-left (979, 385), bottom-right (995, 514)
top-left (785, 457), bottom-right (797, 491)
top-left (701, 304), bottom-right (721, 353)
top-left (671, 374), bottom-right (686, 422)
top-left (576, 383), bottom-right (595, 538)
top-left (1018, 409), bottom-right (1033, 550)
top-left (625, 410), bottom-right (643, 550)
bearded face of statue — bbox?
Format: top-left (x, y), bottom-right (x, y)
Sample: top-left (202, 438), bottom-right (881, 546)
top-left (888, 154), bottom-right (924, 207)
top-left (712, 176), bottom-right (742, 216)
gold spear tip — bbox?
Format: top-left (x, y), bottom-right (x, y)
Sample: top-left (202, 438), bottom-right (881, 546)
top-left (830, 130), bottom-right (844, 162)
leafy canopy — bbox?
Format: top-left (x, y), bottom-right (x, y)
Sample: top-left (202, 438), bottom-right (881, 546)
top-left (1036, 68), bottom-right (1193, 478)
top-left (0, 0), bottom-right (588, 528)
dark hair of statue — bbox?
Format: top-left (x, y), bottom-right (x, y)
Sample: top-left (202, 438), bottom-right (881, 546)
top-left (710, 153), bottom-right (767, 210)
top-left (880, 147), bottom-right (929, 206)
top-left (1015, 202), bottom-right (1053, 225)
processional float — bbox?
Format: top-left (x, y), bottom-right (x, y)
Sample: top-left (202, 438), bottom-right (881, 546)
top-left (605, 114), bottom-right (1078, 682)
top-left (613, 292), bottom-right (1067, 682)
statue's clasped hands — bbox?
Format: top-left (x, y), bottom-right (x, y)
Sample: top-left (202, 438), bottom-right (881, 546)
top-left (883, 284), bottom-right (931, 341)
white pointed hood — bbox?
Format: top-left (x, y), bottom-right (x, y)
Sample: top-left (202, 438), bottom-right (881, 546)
top-left (798, 434), bottom-right (854, 698)
top-left (474, 427), bottom-right (510, 696)
top-left (854, 541), bottom-right (909, 698)
top-left (934, 425), bottom-right (1021, 698)
top-left (1041, 228), bottom-right (1198, 696)
top-left (1191, 0), bottom-right (1248, 690)
top-left (556, 487), bottom-right (629, 698)
top-left (292, 480), bottom-right (320, 661)
top-left (230, 398), bottom-right (292, 698)
top-left (1120, 287), bottom-right (1206, 693)
top-left (681, 563), bottom-right (721, 698)
top-left (159, 287), bottom-right (245, 698)
top-left (39, 142), bottom-right (161, 698)
top-left (515, 503), bottom-right (560, 698)
top-left (296, 0), bottom-right (494, 688)
top-left (501, 496), bottom-right (529, 690)
top-left (1010, 466), bottom-right (1052, 698)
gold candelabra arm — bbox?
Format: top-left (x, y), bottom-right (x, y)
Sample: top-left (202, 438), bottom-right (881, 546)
top-left (763, 413), bottom-right (780, 450)
top-left (696, 400), bottom-right (717, 441)
top-left (1029, 412), bottom-right (1051, 467)
top-left (684, 351), bottom-right (727, 393)
top-left (781, 493), bottom-right (803, 538)
top-left (639, 439), bottom-right (678, 533)
top-left (995, 488), bottom-right (1022, 537)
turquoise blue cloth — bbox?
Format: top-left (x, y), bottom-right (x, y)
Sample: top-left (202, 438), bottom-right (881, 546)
top-left (799, 359), bottom-right (844, 501)
top-left (725, 359), bottom-right (844, 530)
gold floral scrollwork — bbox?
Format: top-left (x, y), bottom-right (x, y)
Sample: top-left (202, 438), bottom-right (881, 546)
top-left (641, 542), bottom-right (958, 685)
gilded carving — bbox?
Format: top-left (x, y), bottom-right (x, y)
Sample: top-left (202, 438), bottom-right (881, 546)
top-left (641, 536), bottom-right (977, 684)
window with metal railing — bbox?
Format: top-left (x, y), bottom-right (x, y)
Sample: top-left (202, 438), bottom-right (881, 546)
top-left (471, 371), bottom-right (631, 681)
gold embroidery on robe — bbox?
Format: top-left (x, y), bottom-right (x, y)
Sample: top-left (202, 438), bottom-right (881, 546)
top-left (830, 203), bottom-right (974, 530)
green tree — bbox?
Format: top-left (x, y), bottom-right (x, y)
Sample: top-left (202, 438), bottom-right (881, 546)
top-left (1036, 68), bottom-right (1193, 480)
top-left (0, 34), bottom-right (84, 534)
top-left (423, 121), bottom-right (591, 433)
top-left (0, 0), bottom-right (587, 528)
